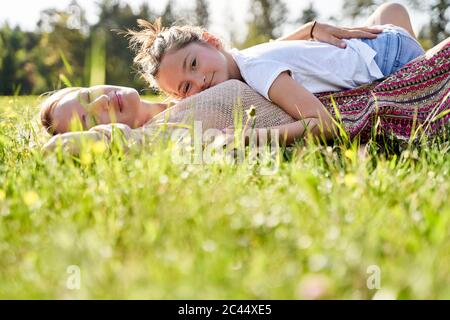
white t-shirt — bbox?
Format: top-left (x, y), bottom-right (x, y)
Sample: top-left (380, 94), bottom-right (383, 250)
top-left (229, 39), bottom-right (384, 101)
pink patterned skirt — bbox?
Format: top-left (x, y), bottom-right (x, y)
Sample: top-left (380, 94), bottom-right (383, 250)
top-left (317, 42), bottom-right (450, 143)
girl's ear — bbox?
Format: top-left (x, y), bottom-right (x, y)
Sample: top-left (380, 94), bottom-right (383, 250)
top-left (202, 32), bottom-right (222, 49)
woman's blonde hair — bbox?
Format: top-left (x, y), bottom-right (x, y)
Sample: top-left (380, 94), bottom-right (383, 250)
top-left (39, 87), bottom-right (80, 135)
top-left (127, 18), bottom-right (208, 89)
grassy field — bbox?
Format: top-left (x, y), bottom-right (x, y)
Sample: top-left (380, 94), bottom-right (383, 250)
top-left (0, 95), bottom-right (449, 299)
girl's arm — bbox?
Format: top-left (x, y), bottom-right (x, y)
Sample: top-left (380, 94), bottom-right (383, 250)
top-left (276, 21), bottom-right (382, 49)
top-left (237, 118), bottom-right (334, 145)
top-left (258, 118), bottom-right (331, 145)
top-left (276, 21), bottom-right (316, 41)
top-left (267, 72), bottom-right (336, 142)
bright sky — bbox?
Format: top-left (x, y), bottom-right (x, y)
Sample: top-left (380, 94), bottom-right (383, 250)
top-left (0, 0), bottom-right (427, 41)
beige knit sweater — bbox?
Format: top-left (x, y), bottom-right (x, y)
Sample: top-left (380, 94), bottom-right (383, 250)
top-left (127, 79), bottom-right (296, 144)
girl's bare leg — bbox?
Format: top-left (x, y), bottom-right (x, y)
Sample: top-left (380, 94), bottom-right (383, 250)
top-left (365, 2), bottom-right (417, 39)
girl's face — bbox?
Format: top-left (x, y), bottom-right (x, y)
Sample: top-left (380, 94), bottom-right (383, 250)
top-left (156, 41), bottom-right (231, 99)
top-left (52, 85), bottom-right (143, 133)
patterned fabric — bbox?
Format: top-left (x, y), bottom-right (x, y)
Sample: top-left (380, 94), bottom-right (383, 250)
top-left (317, 42), bottom-right (450, 143)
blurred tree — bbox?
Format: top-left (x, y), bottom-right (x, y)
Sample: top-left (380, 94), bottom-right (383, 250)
top-left (0, 33), bottom-right (4, 70)
top-left (342, 0), bottom-right (377, 20)
top-left (0, 0), bottom-right (163, 95)
top-left (419, 0), bottom-right (450, 47)
top-left (223, 3), bottom-right (240, 47)
top-left (296, 2), bottom-right (319, 25)
top-left (139, 2), bottom-right (158, 23)
top-left (92, 0), bottom-right (156, 91)
top-left (343, 0), bottom-right (424, 19)
top-left (195, 0), bottom-right (210, 27)
top-left (240, 0), bottom-right (288, 47)
top-left (161, 0), bottom-right (178, 27)
top-left (0, 25), bottom-right (30, 94)
top-left (0, 23), bottom-right (64, 95)
top-left (34, 1), bottom-right (89, 91)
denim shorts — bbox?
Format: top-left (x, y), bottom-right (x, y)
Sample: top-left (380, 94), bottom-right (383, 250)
top-left (359, 25), bottom-right (425, 77)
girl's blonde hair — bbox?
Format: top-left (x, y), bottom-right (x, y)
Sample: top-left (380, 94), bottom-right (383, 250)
top-left (127, 18), bottom-right (208, 89)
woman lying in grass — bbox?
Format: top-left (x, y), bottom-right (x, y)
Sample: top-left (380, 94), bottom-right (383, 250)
top-left (41, 37), bottom-right (450, 153)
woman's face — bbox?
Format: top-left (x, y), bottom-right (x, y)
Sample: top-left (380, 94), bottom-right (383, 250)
top-left (51, 85), bottom-right (143, 133)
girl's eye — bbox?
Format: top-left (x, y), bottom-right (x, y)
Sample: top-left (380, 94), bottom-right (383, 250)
top-left (192, 59), bottom-right (197, 68)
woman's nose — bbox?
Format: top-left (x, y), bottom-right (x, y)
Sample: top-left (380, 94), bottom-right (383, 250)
top-left (89, 95), bottom-right (110, 113)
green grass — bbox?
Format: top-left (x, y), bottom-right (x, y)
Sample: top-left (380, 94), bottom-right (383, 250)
top-left (0, 96), bottom-right (449, 299)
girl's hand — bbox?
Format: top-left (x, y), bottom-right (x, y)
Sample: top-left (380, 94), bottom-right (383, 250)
top-left (312, 22), bottom-right (382, 49)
